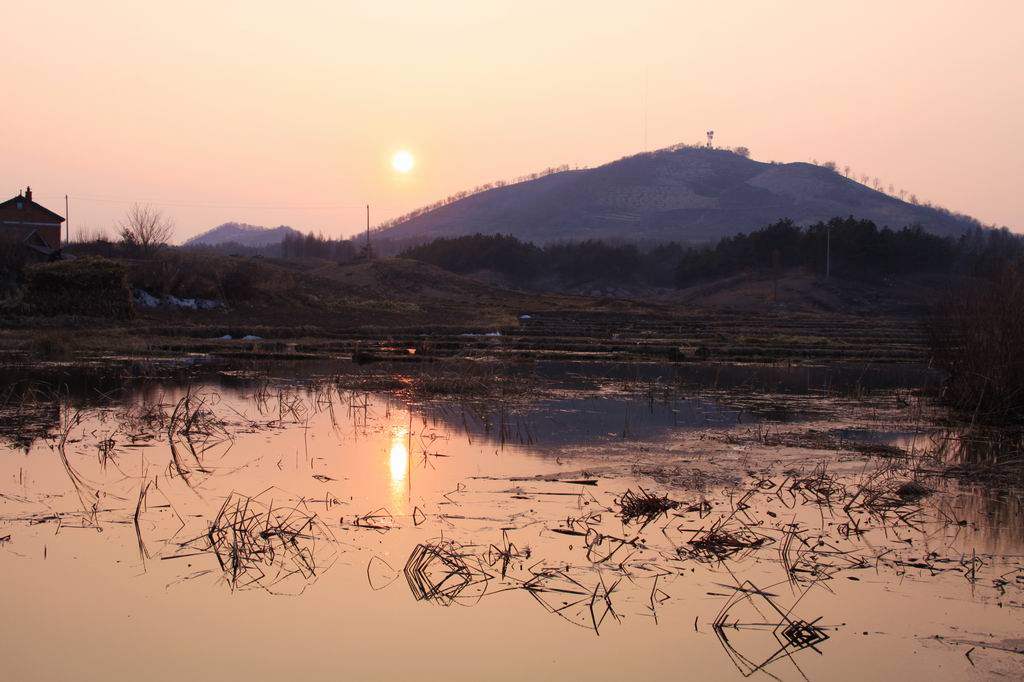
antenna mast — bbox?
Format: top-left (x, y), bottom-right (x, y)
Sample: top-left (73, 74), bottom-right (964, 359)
top-left (644, 69), bottom-right (649, 151)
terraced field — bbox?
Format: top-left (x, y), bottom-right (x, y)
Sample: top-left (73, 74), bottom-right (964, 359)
top-left (120, 309), bottom-right (928, 365)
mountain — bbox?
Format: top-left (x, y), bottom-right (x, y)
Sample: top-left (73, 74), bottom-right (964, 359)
top-left (375, 147), bottom-right (980, 244)
top-left (184, 222), bottom-right (302, 247)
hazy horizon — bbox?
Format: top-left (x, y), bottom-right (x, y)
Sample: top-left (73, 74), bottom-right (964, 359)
top-left (3, 1), bottom-right (1021, 241)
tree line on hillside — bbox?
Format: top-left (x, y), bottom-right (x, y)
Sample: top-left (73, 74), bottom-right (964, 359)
top-left (50, 203), bottom-right (1021, 292)
top-left (180, 231), bottom-right (363, 260)
top-left (189, 230), bottom-right (430, 260)
top-left (399, 218), bottom-right (1023, 289)
top-left (280, 231), bottom-right (358, 260)
top-left (676, 218), bottom-right (955, 284)
top-left (399, 233), bottom-right (685, 288)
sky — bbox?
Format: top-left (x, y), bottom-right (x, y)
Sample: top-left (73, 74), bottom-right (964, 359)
top-left (2, 1), bottom-right (1021, 241)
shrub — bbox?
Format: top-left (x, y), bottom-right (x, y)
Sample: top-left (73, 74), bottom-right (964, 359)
top-left (24, 257), bottom-right (134, 319)
top-left (220, 264), bottom-right (261, 302)
top-left (127, 254), bottom-right (221, 300)
top-left (930, 261), bottom-right (1024, 423)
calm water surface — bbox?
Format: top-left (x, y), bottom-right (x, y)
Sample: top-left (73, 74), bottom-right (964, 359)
top-left (0, 361), bottom-right (1020, 681)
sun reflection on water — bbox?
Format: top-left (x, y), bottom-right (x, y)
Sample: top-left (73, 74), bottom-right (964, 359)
top-left (389, 427), bottom-right (409, 508)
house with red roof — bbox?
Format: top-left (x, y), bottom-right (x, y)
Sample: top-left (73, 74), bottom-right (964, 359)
top-left (0, 187), bottom-right (65, 259)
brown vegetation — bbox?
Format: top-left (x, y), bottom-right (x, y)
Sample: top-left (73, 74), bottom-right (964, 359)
top-left (24, 257), bottom-right (134, 319)
top-left (930, 261), bottom-right (1024, 423)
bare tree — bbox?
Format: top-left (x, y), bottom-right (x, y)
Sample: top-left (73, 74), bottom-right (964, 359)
top-left (823, 160), bottom-right (838, 172)
top-left (842, 165), bottom-right (851, 178)
top-left (73, 223), bottom-right (110, 243)
top-left (118, 203), bottom-right (174, 250)
top-left (733, 146), bottom-right (751, 158)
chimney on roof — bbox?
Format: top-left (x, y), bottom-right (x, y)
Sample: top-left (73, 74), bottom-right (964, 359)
top-left (24, 186), bottom-right (32, 202)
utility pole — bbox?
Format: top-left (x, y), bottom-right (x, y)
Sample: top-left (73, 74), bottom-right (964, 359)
top-left (366, 204), bottom-right (370, 254)
top-left (65, 194), bottom-right (69, 246)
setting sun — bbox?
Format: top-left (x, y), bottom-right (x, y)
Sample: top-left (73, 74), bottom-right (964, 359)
top-left (392, 150), bottom-right (414, 174)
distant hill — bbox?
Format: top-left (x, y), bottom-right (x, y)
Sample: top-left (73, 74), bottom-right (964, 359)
top-left (375, 147), bottom-right (981, 244)
top-left (184, 222), bottom-right (301, 248)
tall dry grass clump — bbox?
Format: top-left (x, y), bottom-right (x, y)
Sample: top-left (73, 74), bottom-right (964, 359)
top-left (930, 261), bottom-right (1024, 423)
top-left (25, 257), bottom-right (135, 319)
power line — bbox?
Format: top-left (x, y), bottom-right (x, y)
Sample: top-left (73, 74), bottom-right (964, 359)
top-left (34, 194), bottom-right (390, 211)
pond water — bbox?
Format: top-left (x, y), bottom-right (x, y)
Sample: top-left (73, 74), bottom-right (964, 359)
top-left (0, 360), bottom-right (1020, 681)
